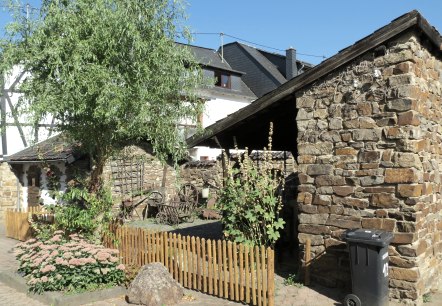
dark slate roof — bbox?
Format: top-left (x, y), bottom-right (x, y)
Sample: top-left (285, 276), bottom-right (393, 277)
top-left (188, 10), bottom-right (442, 149)
top-left (177, 43), bottom-right (256, 99)
top-left (223, 42), bottom-right (314, 81)
top-left (220, 42), bottom-right (314, 98)
top-left (177, 42), bottom-right (244, 74)
top-left (6, 134), bottom-right (83, 164)
top-left (237, 43), bottom-right (287, 84)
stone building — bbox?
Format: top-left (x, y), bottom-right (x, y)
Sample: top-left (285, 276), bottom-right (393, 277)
top-left (188, 11), bottom-right (442, 305)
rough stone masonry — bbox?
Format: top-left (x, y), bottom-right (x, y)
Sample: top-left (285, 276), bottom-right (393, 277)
top-left (296, 31), bottom-right (442, 305)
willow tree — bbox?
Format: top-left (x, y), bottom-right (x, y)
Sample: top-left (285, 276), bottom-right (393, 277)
top-left (0, 0), bottom-right (203, 191)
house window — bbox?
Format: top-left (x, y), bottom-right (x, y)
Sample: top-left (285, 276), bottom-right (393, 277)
top-left (215, 71), bottom-right (231, 88)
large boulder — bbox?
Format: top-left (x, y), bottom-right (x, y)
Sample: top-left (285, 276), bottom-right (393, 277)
top-left (127, 262), bottom-right (183, 306)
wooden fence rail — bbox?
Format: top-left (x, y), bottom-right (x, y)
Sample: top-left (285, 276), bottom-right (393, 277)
top-left (104, 226), bottom-right (275, 306)
top-left (5, 207), bottom-right (53, 241)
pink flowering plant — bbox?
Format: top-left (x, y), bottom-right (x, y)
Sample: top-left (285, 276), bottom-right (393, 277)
top-left (14, 231), bottom-right (125, 294)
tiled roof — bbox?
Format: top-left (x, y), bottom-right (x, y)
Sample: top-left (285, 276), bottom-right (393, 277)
top-left (6, 134), bottom-right (82, 164)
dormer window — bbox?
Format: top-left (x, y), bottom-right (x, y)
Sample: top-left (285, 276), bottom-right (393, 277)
top-left (215, 70), bottom-right (231, 88)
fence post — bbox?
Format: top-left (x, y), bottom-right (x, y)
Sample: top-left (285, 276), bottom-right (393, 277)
top-left (305, 238), bottom-right (311, 286)
top-left (255, 246), bottom-right (262, 306)
top-left (192, 236), bottom-right (197, 289)
top-left (233, 242), bottom-right (239, 301)
top-left (218, 239), bottom-right (223, 298)
top-left (261, 245), bottom-right (267, 306)
top-left (223, 240), bottom-right (228, 299)
top-left (250, 246), bottom-right (256, 306)
top-left (245, 245), bottom-right (250, 304)
top-left (212, 240), bottom-right (218, 296)
top-left (201, 238), bottom-right (206, 292)
top-left (187, 236), bottom-right (192, 289)
top-left (267, 247), bottom-right (274, 306)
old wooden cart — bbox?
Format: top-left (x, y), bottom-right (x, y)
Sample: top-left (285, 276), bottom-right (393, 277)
top-left (149, 183), bottom-right (199, 225)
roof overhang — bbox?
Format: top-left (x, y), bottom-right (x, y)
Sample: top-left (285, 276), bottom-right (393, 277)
top-left (5, 134), bottom-right (83, 165)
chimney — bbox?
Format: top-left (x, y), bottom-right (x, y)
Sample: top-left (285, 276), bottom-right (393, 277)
top-left (286, 47), bottom-right (298, 80)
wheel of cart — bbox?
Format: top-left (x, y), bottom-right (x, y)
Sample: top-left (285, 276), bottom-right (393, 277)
top-left (147, 191), bottom-right (164, 206)
top-left (146, 190), bottom-right (164, 218)
top-left (155, 211), bottom-right (169, 225)
top-left (178, 183), bottom-right (198, 206)
top-left (155, 203), bottom-right (179, 225)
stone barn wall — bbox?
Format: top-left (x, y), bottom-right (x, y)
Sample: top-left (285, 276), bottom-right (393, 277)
top-left (103, 144), bottom-right (178, 202)
top-left (0, 162), bottom-right (20, 222)
top-left (296, 31), bottom-right (442, 305)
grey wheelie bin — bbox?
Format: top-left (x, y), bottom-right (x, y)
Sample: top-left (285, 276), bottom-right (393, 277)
top-left (343, 229), bottom-right (394, 306)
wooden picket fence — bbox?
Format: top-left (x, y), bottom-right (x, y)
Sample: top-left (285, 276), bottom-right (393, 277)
top-left (104, 226), bottom-right (275, 306)
top-left (5, 207), bottom-right (54, 241)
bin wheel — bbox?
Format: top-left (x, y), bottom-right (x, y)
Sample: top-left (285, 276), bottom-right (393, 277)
top-left (344, 294), bottom-right (361, 306)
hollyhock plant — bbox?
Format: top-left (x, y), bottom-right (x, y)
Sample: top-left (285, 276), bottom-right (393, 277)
top-left (14, 232), bottom-right (125, 294)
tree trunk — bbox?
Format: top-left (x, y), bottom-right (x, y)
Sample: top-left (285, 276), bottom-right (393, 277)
top-left (89, 156), bottom-right (105, 194)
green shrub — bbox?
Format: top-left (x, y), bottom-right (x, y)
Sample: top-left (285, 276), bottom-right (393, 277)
top-left (29, 185), bottom-right (115, 242)
top-left (283, 273), bottom-right (303, 287)
top-left (216, 123), bottom-right (285, 247)
top-left (14, 231), bottom-right (125, 294)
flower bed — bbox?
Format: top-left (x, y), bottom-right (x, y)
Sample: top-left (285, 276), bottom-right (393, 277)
top-left (14, 231), bottom-right (125, 294)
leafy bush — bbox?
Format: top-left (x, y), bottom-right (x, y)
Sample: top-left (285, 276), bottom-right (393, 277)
top-left (216, 123), bottom-right (285, 247)
top-left (14, 231), bottom-right (125, 294)
top-left (283, 273), bottom-right (303, 288)
top-left (29, 185), bottom-right (115, 242)
top-left (57, 185), bottom-right (114, 236)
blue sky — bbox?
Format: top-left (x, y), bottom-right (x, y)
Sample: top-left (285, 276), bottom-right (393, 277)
top-left (1, 0), bottom-right (441, 65)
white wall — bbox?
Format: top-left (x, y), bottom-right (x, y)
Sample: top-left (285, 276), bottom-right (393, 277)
top-left (203, 98), bottom-right (250, 127)
top-left (191, 97), bottom-right (252, 161)
top-left (1, 66), bottom-right (55, 160)
top-left (19, 161), bottom-right (68, 208)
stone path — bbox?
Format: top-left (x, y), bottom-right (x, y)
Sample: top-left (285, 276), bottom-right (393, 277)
top-left (0, 281), bottom-right (47, 306)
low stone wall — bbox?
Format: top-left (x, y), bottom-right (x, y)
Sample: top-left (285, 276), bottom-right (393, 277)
top-left (296, 31), bottom-right (442, 305)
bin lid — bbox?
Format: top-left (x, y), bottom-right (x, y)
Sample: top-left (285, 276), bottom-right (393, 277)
top-left (344, 229), bottom-right (394, 247)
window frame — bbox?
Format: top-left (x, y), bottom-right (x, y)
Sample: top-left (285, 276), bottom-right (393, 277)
top-left (214, 70), bottom-right (231, 89)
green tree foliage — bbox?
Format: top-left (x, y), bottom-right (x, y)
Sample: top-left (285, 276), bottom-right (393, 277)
top-left (216, 123), bottom-right (285, 248)
top-left (1, 0), bottom-right (204, 191)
